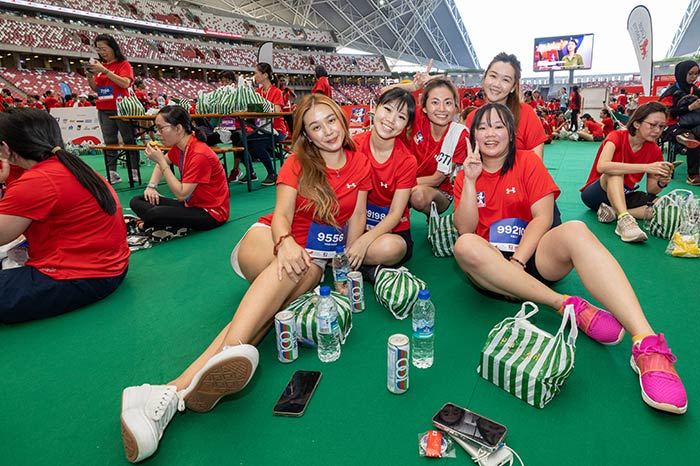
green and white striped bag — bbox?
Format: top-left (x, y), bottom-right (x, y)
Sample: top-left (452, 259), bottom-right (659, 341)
top-left (427, 201), bottom-right (459, 257)
top-left (650, 189), bottom-right (694, 240)
top-left (374, 267), bottom-right (427, 320)
top-left (478, 301), bottom-right (578, 409)
top-left (282, 289), bottom-right (352, 348)
top-left (117, 90), bottom-right (146, 116)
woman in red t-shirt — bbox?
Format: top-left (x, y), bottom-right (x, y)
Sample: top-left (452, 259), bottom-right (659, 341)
top-left (568, 86), bottom-right (582, 132)
top-left (351, 88), bottom-right (418, 281)
top-left (87, 34), bottom-right (138, 185)
top-left (580, 102), bottom-right (673, 242)
top-left (453, 103), bottom-right (686, 415)
top-left (577, 113), bottom-right (605, 141)
top-left (311, 65), bottom-right (332, 98)
top-left (129, 106), bottom-right (230, 236)
top-left (0, 108), bottom-right (129, 323)
top-left (599, 108), bottom-right (615, 136)
top-left (119, 94), bottom-right (372, 463)
top-left (387, 70), bottom-right (468, 215)
top-left (465, 53), bottom-right (547, 159)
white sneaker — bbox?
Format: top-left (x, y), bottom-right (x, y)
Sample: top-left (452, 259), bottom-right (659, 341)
top-left (131, 169), bottom-right (141, 183)
top-left (615, 214), bottom-right (648, 242)
top-left (181, 344), bottom-right (259, 413)
top-left (597, 202), bottom-right (616, 223)
top-left (121, 384), bottom-right (183, 463)
top-left (109, 171), bottom-right (122, 184)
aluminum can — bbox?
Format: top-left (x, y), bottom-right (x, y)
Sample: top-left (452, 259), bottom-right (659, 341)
top-left (274, 310), bottom-right (298, 363)
top-left (347, 271), bottom-right (365, 313)
top-left (387, 334), bottom-right (410, 394)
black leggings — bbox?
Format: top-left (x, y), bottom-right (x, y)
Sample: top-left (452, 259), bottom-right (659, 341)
top-left (570, 109), bottom-right (580, 132)
top-left (129, 196), bottom-right (224, 231)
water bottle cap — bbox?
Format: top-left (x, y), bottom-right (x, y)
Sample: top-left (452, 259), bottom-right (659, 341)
top-left (418, 289), bottom-right (430, 300)
top-left (319, 286), bottom-right (331, 296)
top-left (335, 245), bottom-right (344, 253)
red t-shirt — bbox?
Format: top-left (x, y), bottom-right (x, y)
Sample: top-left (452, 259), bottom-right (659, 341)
top-left (166, 136), bottom-right (230, 223)
top-left (0, 157), bottom-right (129, 279)
top-left (43, 96), bottom-right (60, 111)
top-left (454, 150), bottom-right (560, 248)
top-left (584, 120), bottom-right (604, 137)
top-left (258, 151), bottom-right (372, 255)
top-left (407, 106), bottom-right (468, 195)
top-left (569, 92), bottom-right (581, 110)
top-left (581, 129), bottom-right (663, 191)
top-left (78, 101), bottom-right (93, 107)
top-left (465, 102), bottom-right (547, 152)
top-left (94, 60), bottom-right (134, 111)
top-left (601, 117), bottom-right (614, 136)
top-left (311, 76), bottom-right (332, 98)
top-left (353, 131), bottom-right (417, 232)
top-left (255, 85), bottom-right (288, 137)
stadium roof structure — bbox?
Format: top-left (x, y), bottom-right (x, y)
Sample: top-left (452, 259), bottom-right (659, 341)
top-left (666, 0), bottom-right (700, 58)
top-left (185, 0), bottom-right (481, 71)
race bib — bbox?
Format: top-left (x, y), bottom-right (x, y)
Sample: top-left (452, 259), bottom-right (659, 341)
top-left (97, 85), bottom-right (114, 100)
top-left (489, 218), bottom-right (528, 252)
top-left (435, 151), bottom-right (453, 175)
top-left (366, 203), bottom-right (389, 230)
top-left (305, 223), bottom-right (347, 259)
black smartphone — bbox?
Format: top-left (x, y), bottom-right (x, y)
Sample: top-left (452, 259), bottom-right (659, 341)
top-left (432, 402), bottom-right (507, 451)
top-left (272, 370), bottom-right (322, 417)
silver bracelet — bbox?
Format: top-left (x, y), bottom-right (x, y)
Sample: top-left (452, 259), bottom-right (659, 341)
top-left (147, 183), bottom-right (158, 189)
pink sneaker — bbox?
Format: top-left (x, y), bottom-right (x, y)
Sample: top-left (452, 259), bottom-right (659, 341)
top-left (562, 296), bottom-right (625, 345)
top-left (631, 334), bottom-right (687, 414)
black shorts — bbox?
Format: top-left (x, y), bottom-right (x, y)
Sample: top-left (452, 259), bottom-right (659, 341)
top-left (468, 250), bottom-right (555, 302)
top-left (391, 229), bottom-right (414, 267)
top-left (580, 178), bottom-right (656, 211)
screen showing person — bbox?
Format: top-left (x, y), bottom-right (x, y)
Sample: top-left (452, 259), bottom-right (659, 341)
top-left (533, 33), bottom-right (594, 71)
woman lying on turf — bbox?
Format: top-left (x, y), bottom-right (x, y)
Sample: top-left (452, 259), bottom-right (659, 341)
top-left (0, 108), bottom-right (129, 323)
top-left (120, 94), bottom-right (371, 462)
top-left (452, 103), bottom-right (686, 415)
top-left (128, 105), bottom-right (230, 240)
top-left (580, 102), bottom-right (674, 243)
top-left (350, 88), bottom-right (418, 283)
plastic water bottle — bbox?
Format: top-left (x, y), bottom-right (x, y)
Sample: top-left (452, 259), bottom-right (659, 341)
top-left (157, 94), bottom-right (166, 108)
top-left (332, 245), bottom-right (350, 296)
top-left (116, 96), bottom-right (123, 115)
top-left (412, 289), bottom-right (434, 368)
top-left (316, 286), bottom-right (341, 362)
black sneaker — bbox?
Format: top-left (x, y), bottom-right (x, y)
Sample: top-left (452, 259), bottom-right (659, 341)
top-left (260, 174), bottom-right (277, 187)
top-left (145, 226), bottom-right (189, 243)
top-left (237, 172), bottom-right (258, 183)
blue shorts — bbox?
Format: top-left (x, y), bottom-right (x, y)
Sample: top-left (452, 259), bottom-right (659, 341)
top-left (0, 266), bottom-right (127, 324)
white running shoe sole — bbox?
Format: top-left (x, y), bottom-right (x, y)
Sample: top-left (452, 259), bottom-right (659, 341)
top-left (182, 344), bottom-right (259, 413)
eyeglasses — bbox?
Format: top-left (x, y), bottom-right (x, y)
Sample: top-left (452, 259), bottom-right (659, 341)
top-left (642, 121), bottom-right (666, 131)
top-left (155, 124), bottom-right (173, 133)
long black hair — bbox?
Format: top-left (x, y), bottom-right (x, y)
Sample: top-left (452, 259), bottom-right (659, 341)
top-left (469, 103), bottom-right (517, 175)
top-left (157, 105), bottom-right (207, 142)
top-left (94, 34), bottom-right (126, 62)
top-left (0, 108), bottom-right (117, 215)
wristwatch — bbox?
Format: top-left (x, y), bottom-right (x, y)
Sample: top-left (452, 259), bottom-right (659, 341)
top-left (147, 183), bottom-right (158, 189)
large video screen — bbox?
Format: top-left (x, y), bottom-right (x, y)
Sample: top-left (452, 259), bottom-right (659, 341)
top-left (533, 34), bottom-right (594, 71)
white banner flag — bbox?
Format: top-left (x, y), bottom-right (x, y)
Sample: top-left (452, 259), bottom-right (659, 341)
top-left (627, 5), bottom-right (653, 96)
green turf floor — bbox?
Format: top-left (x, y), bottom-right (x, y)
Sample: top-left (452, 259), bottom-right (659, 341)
top-left (1, 141), bottom-right (698, 465)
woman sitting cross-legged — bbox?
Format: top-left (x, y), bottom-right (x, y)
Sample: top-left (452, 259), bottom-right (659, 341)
top-left (120, 94), bottom-right (371, 462)
top-left (452, 103), bottom-right (687, 415)
top-left (128, 105), bottom-right (230, 240)
top-left (580, 102), bottom-right (674, 243)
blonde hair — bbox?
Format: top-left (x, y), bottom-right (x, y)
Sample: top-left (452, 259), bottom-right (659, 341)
top-left (292, 94), bottom-right (355, 227)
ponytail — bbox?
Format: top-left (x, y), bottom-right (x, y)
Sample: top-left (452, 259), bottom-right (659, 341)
top-left (193, 128), bottom-right (207, 143)
top-left (54, 149), bottom-right (117, 215)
